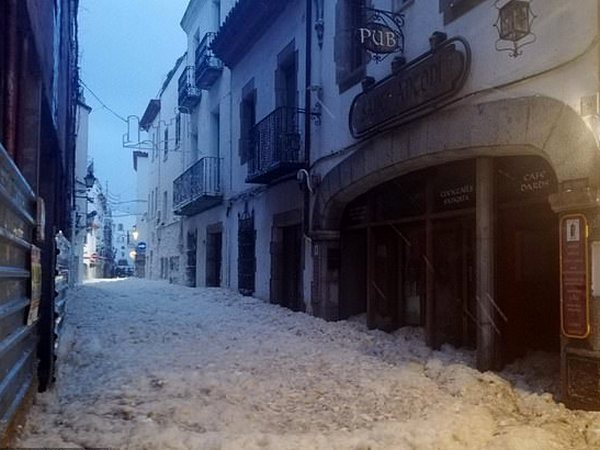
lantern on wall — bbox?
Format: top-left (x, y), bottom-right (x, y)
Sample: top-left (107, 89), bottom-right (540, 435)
top-left (494, 0), bottom-right (537, 58)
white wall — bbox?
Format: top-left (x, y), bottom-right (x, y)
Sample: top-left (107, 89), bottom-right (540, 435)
top-left (312, 0), bottom-right (599, 181)
top-left (144, 0), bottom-right (599, 303)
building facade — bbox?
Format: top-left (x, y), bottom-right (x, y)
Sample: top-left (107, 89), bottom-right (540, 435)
top-left (82, 179), bottom-right (114, 279)
top-left (0, 0), bottom-right (79, 443)
top-left (72, 101), bottom-right (92, 284)
top-left (131, 55), bottom-right (188, 284)
top-left (136, 0), bottom-right (600, 409)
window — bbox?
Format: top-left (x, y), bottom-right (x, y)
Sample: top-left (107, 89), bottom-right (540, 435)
top-left (211, 110), bottom-right (220, 157)
top-left (191, 128), bottom-right (199, 163)
top-left (213, 0), bottom-right (221, 28)
top-left (118, 223), bottom-right (124, 231)
top-left (394, 0), bottom-right (414, 11)
top-left (275, 42), bottom-right (298, 109)
top-left (162, 190), bottom-right (168, 223)
top-left (154, 187), bottom-right (158, 218)
top-left (175, 114), bottom-right (181, 147)
top-left (151, 131), bottom-right (155, 162)
top-left (440, 0), bottom-right (485, 24)
top-left (150, 190), bottom-right (155, 217)
top-left (239, 79), bottom-right (256, 165)
top-left (335, 0), bottom-right (367, 93)
top-left (163, 127), bottom-right (169, 161)
top-left (193, 29), bottom-right (201, 61)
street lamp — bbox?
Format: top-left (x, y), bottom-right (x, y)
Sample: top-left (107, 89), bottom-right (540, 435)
top-left (132, 225), bottom-right (139, 241)
top-left (75, 170), bottom-right (97, 200)
top-left (494, 0), bottom-right (537, 58)
top-left (84, 171), bottom-right (96, 189)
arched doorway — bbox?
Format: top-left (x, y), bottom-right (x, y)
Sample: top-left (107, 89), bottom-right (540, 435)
top-left (338, 155), bottom-right (559, 365)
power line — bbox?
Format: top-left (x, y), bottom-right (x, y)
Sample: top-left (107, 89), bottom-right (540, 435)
top-left (80, 79), bottom-right (128, 123)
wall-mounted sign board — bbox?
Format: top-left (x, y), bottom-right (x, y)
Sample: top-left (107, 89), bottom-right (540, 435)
top-left (349, 37), bottom-right (471, 138)
top-left (560, 214), bottom-right (590, 339)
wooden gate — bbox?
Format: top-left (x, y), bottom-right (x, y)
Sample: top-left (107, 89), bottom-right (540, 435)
top-left (238, 211), bottom-right (256, 295)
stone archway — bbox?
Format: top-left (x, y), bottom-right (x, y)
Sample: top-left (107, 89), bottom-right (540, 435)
top-left (313, 96), bottom-right (599, 232)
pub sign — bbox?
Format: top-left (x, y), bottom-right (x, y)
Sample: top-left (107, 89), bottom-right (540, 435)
top-left (356, 7), bottom-right (405, 61)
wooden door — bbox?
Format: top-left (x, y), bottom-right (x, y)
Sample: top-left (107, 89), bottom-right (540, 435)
top-left (281, 224), bottom-right (303, 311)
top-left (206, 231), bottom-right (222, 287)
top-left (368, 226), bottom-right (401, 331)
top-left (432, 218), bottom-right (475, 348)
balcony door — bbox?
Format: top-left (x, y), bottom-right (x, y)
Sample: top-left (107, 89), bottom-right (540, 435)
top-left (275, 42), bottom-right (298, 110)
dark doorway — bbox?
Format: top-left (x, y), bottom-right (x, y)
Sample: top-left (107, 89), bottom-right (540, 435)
top-left (495, 156), bottom-right (560, 363)
top-left (497, 204), bottom-right (559, 361)
top-left (368, 225), bottom-right (400, 331)
top-left (339, 229), bottom-right (367, 319)
top-left (206, 230), bottom-right (222, 287)
top-left (365, 223), bottom-right (426, 331)
top-left (186, 231), bottom-right (197, 287)
top-left (432, 217), bottom-right (476, 349)
top-left (271, 222), bottom-right (304, 312)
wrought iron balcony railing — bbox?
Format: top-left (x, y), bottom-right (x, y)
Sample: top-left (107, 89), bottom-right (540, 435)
top-left (195, 32), bottom-right (223, 90)
top-left (246, 107), bottom-right (306, 184)
top-left (173, 156), bottom-right (222, 216)
top-left (178, 66), bottom-right (201, 109)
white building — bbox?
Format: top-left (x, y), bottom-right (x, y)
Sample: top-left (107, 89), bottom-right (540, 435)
top-left (137, 0), bottom-right (600, 409)
top-left (72, 99), bottom-right (92, 284)
top-left (83, 178), bottom-right (113, 279)
top-left (133, 55), bottom-right (187, 284)
top-left (112, 221), bottom-right (134, 271)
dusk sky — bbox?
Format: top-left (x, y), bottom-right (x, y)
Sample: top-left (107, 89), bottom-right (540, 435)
top-left (78, 0), bottom-right (189, 222)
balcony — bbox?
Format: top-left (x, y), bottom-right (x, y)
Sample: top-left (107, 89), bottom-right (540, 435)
top-left (173, 156), bottom-right (222, 216)
top-left (195, 32), bottom-right (223, 90)
top-left (246, 107), bottom-right (306, 184)
top-left (178, 66), bottom-right (201, 109)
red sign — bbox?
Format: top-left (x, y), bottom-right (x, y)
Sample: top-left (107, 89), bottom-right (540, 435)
top-left (560, 214), bottom-right (590, 338)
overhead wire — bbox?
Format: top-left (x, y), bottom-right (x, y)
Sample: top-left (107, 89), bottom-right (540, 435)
top-left (80, 79), bottom-right (128, 123)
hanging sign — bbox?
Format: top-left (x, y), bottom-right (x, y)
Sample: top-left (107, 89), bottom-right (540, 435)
top-left (349, 36), bottom-right (471, 138)
top-left (357, 8), bottom-right (405, 61)
top-left (359, 22), bottom-right (401, 55)
top-left (560, 214), bottom-right (590, 339)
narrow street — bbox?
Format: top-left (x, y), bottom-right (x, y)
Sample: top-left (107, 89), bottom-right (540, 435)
top-left (18, 279), bottom-right (600, 449)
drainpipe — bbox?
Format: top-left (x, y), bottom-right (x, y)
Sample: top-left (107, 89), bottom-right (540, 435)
top-left (303, 0), bottom-right (313, 237)
top-left (3, 0), bottom-right (19, 158)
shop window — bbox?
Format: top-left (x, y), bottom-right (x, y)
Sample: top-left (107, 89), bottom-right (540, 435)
top-left (335, 0), bottom-right (367, 93)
